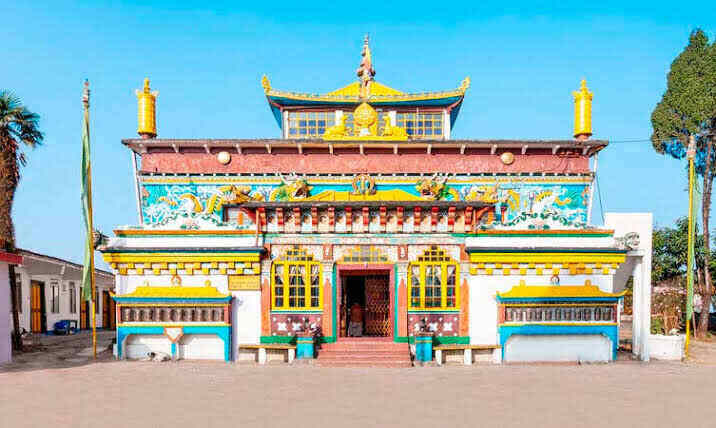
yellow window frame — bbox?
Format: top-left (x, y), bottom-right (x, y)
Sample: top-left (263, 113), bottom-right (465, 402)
top-left (271, 249), bottom-right (323, 311)
top-left (408, 247), bottom-right (460, 310)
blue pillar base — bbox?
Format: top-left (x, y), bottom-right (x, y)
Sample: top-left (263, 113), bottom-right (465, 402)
top-left (296, 336), bottom-right (314, 359)
top-left (415, 335), bottom-right (433, 362)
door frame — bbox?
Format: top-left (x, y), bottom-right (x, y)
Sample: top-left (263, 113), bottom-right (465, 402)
top-left (336, 264), bottom-right (394, 339)
top-left (30, 280), bottom-right (47, 333)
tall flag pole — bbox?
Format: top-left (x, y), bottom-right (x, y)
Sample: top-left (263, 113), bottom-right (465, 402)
top-left (685, 135), bottom-right (696, 357)
top-left (81, 80), bottom-right (97, 359)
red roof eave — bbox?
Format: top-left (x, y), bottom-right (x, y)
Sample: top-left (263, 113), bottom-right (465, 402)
top-left (0, 251), bottom-right (23, 265)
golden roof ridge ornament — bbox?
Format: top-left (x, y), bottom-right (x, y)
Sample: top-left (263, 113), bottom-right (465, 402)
top-left (356, 34), bottom-right (376, 99)
top-left (572, 78), bottom-right (593, 140)
top-left (135, 78), bottom-right (159, 138)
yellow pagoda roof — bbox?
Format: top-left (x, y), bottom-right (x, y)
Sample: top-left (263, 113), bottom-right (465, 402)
top-left (497, 281), bottom-right (627, 300)
top-left (326, 81), bottom-right (405, 97)
top-left (116, 285), bottom-right (230, 299)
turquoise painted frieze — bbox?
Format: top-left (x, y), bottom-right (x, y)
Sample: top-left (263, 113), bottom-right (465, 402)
top-left (137, 176), bottom-right (591, 230)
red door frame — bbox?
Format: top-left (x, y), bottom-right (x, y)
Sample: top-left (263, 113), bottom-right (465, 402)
top-left (336, 264), bottom-right (394, 339)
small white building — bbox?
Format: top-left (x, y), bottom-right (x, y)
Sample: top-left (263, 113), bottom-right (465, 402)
top-left (1, 251), bottom-right (23, 364)
top-left (11, 249), bottom-right (115, 334)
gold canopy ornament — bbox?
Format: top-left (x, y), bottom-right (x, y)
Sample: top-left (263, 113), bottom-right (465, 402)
top-left (572, 79), bottom-right (593, 140)
top-left (136, 78), bottom-right (159, 138)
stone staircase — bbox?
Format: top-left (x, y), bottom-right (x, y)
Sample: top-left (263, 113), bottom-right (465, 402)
top-left (316, 337), bottom-right (413, 368)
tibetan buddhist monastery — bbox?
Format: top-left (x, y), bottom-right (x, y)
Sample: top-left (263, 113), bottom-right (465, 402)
top-left (100, 37), bottom-right (653, 365)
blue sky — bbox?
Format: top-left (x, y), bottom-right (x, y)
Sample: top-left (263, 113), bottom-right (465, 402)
top-left (3, 1), bottom-right (715, 266)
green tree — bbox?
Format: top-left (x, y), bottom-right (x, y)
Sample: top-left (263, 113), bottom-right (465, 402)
top-left (0, 91), bottom-right (43, 350)
top-left (651, 29), bottom-right (716, 337)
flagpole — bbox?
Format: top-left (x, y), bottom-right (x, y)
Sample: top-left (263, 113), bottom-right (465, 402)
top-left (685, 134), bottom-right (696, 358)
top-left (82, 81), bottom-right (97, 359)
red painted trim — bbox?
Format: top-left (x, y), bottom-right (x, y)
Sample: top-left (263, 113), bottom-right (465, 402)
top-left (293, 207), bottom-right (301, 229)
top-left (396, 206), bottom-right (404, 232)
top-left (413, 206), bottom-right (421, 229)
top-left (311, 207), bottom-right (318, 233)
top-left (328, 207), bottom-right (335, 232)
top-left (430, 206), bottom-right (439, 232)
top-left (379, 206), bottom-right (387, 232)
top-left (336, 264), bottom-right (395, 339)
top-left (464, 206), bottom-right (473, 232)
top-left (362, 207), bottom-right (370, 231)
top-left (276, 207), bottom-right (284, 232)
top-left (0, 252), bottom-right (22, 265)
top-left (447, 206), bottom-right (456, 232)
top-left (345, 206), bottom-right (352, 232)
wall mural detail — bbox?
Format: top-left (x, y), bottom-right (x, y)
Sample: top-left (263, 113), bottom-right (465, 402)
top-left (138, 175), bottom-right (590, 230)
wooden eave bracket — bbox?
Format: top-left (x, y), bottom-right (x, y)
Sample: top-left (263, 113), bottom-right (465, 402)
top-left (552, 144), bottom-right (560, 155)
top-left (172, 144), bottom-right (180, 154)
top-left (234, 143), bottom-right (242, 155)
top-left (265, 143), bottom-right (272, 154)
top-left (521, 144), bottom-right (528, 155)
top-left (203, 144), bottom-right (211, 155)
top-left (490, 144), bottom-right (497, 155)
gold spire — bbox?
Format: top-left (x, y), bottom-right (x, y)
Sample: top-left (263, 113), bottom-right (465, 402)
top-left (572, 79), bottom-right (593, 140)
top-left (135, 78), bottom-right (159, 138)
top-left (356, 35), bottom-right (376, 98)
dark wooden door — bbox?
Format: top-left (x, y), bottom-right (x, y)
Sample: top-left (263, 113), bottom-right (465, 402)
top-left (364, 275), bottom-right (390, 336)
top-left (30, 281), bottom-right (46, 333)
top-left (102, 291), bottom-right (110, 328)
top-left (80, 300), bottom-right (89, 329)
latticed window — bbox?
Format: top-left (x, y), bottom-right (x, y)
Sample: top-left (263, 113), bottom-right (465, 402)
top-left (287, 111), bottom-right (335, 138)
top-left (272, 246), bottom-right (322, 310)
top-left (396, 112), bottom-right (443, 138)
top-left (408, 246), bottom-right (460, 310)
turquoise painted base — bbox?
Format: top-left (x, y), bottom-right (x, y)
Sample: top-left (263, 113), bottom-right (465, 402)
top-left (117, 325), bottom-right (231, 362)
top-left (296, 336), bottom-right (314, 359)
top-left (498, 324), bottom-right (619, 361)
top-left (415, 335), bottom-right (433, 362)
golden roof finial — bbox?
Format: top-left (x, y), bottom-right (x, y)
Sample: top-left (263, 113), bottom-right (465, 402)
top-left (356, 34), bottom-right (376, 98)
top-left (135, 78), bottom-right (159, 138)
top-left (572, 78), bottom-right (593, 140)
top-left (261, 75), bottom-right (271, 94)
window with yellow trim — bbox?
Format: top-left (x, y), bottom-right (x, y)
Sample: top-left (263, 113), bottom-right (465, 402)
top-left (287, 111), bottom-right (335, 138)
top-left (408, 246), bottom-right (459, 310)
top-left (396, 112), bottom-right (443, 139)
top-left (271, 246), bottom-right (322, 310)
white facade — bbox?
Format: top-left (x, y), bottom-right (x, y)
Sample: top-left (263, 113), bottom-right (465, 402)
top-left (11, 250), bottom-right (115, 333)
top-left (1, 261), bottom-right (11, 364)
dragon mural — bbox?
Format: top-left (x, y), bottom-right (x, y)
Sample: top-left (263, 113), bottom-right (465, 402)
top-left (139, 175), bottom-right (591, 229)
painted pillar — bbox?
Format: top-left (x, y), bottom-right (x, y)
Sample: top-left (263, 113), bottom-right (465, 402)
top-left (322, 262), bottom-right (333, 340)
top-left (396, 263), bottom-right (408, 339)
top-left (415, 333), bottom-right (433, 363)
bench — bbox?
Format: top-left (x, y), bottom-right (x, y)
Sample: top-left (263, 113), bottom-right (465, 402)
top-left (433, 344), bottom-right (502, 365)
top-left (239, 344), bottom-right (297, 364)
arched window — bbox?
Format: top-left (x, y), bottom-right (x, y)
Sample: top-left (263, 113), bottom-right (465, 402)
top-left (408, 246), bottom-right (459, 310)
top-left (271, 246), bottom-right (322, 310)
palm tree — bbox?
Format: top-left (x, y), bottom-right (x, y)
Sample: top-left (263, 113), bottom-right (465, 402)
top-left (1, 91), bottom-right (43, 350)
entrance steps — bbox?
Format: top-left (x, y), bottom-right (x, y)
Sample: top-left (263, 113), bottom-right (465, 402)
top-left (316, 338), bottom-right (413, 368)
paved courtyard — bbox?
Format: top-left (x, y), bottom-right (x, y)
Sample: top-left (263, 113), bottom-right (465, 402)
top-left (3, 333), bottom-right (716, 428)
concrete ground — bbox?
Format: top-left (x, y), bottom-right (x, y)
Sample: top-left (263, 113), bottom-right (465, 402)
top-left (3, 332), bottom-right (716, 428)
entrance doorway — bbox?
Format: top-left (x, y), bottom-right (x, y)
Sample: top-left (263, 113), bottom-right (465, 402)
top-left (30, 280), bottom-right (46, 333)
top-left (341, 274), bottom-right (390, 337)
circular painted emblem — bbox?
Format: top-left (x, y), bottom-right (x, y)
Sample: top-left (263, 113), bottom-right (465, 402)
top-left (217, 151), bottom-right (231, 165)
top-left (500, 151), bottom-right (515, 165)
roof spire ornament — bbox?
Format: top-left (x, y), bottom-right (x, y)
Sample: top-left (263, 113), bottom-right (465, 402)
top-left (136, 78), bottom-right (159, 139)
top-left (356, 34), bottom-right (376, 98)
top-left (572, 79), bottom-right (593, 140)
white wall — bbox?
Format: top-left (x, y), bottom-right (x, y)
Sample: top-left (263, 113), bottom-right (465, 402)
top-left (468, 274), bottom-right (615, 345)
top-left (1, 262), bottom-right (11, 364)
top-left (504, 334), bottom-right (612, 362)
top-left (232, 290), bottom-right (261, 353)
top-left (13, 266), bottom-right (113, 332)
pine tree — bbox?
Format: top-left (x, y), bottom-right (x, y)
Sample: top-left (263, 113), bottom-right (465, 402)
top-left (651, 29), bottom-right (716, 337)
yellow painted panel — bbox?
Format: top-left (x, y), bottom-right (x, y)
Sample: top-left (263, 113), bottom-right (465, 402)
top-left (470, 252), bottom-right (625, 265)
